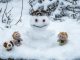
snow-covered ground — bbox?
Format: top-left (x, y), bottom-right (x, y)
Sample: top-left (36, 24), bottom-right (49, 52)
top-left (0, 0), bottom-right (80, 60)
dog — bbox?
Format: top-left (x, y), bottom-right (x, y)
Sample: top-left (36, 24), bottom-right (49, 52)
top-left (57, 32), bottom-right (68, 46)
top-left (12, 32), bottom-right (23, 46)
top-left (3, 40), bottom-right (14, 51)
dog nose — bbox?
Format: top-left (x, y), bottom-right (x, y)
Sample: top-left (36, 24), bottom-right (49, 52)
top-left (8, 44), bottom-right (11, 47)
top-left (18, 40), bottom-right (20, 42)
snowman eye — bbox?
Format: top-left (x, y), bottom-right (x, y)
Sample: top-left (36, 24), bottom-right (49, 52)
top-left (35, 19), bottom-right (38, 22)
top-left (43, 19), bottom-right (45, 22)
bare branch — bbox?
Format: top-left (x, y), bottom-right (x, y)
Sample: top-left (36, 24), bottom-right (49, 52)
top-left (4, 7), bottom-right (13, 19)
top-left (15, 0), bottom-right (23, 25)
top-left (0, 8), bottom-right (2, 13)
top-left (0, 27), bottom-right (4, 30)
top-left (7, 7), bottom-right (13, 14)
top-left (2, 2), bottom-right (8, 23)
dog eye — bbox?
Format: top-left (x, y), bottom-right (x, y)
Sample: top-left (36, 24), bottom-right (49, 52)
top-left (43, 19), bottom-right (45, 22)
top-left (35, 19), bottom-right (38, 22)
top-left (60, 36), bottom-right (62, 37)
top-left (16, 34), bottom-right (17, 35)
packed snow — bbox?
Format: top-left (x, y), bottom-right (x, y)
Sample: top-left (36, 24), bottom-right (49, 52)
top-left (0, 0), bottom-right (80, 60)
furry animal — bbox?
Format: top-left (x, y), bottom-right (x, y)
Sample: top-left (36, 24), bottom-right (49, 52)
top-left (58, 32), bottom-right (68, 46)
top-left (12, 32), bottom-right (22, 46)
top-left (3, 41), bottom-right (14, 51)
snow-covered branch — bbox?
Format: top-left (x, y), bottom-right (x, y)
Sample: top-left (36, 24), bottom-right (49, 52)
top-left (15, 0), bottom-right (23, 25)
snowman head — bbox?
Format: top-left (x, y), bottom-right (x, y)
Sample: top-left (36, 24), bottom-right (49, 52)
top-left (30, 16), bottom-right (50, 30)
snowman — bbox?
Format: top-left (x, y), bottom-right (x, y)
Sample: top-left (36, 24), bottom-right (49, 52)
top-left (25, 16), bottom-right (57, 49)
top-left (24, 0), bottom-right (58, 49)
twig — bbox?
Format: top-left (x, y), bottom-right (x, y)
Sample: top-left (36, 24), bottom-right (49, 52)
top-left (0, 8), bottom-right (2, 13)
top-left (7, 7), bottom-right (13, 14)
top-left (15, 0), bottom-right (23, 25)
top-left (0, 27), bottom-right (4, 30)
top-left (2, 2), bottom-right (8, 23)
top-left (4, 12), bottom-right (8, 18)
top-left (4, 7), bottom-right (12, 19)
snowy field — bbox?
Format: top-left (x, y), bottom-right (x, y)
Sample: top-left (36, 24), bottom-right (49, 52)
top-left (0, 0), bottom-right (80, 60)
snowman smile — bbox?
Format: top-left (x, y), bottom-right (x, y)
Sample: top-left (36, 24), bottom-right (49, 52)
top-left (32, 25), bottom-right (47, 28)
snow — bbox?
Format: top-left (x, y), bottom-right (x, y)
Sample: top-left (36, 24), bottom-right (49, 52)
top-left (0, 0), bottom-right (80, 60)
top-left (32, 0), bottom-right (58, 10)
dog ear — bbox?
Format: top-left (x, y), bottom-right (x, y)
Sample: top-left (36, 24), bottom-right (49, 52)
top-left (10, 41), bottom-right (14, 46)
top-left (12, 33), bottom-right (14, 38)
top-left (12, 32), bottom-right (17, 38)
top-left (64, 32), bottom-right (68, 38)
top-left (58, 33), bottom-right (61, 37)
top-left (3, 42), bottom-right (7, 48)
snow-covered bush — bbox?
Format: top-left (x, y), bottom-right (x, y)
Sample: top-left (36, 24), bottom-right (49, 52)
top-left (29, 0), bottom-right (59, 16)
top-left (56, 0), bottom-right (80, 21)
top-left (2, 6), bottom-right (13, 28)
top-left (0, 0), bottom-right (12, 3)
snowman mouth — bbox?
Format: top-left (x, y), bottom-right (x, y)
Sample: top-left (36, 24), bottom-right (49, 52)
top-left (32, 25), bottom-right (47, 28)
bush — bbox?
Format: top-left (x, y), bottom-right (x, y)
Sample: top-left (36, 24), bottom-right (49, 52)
top-left (0, 0), bottom-right (12, 3)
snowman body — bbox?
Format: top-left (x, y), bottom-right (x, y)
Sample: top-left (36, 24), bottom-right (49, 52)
top-left (26, 16), bottom-right (57, 48)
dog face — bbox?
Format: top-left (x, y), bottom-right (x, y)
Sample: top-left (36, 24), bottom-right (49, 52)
top-left (12, 32), bottom-right (21, 40)
top-left (58, 32), bottom-right (68, 40)
top-left (30, 16), bottom-right (50, 29)
top-left (3, 41), bottom-right (14, 51)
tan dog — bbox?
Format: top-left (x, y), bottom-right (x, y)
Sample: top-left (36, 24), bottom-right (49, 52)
top-left (3, 41), bottom-right (14, 51)
top-left (12, 32), bottom-right (22, 46)
top-left (58, 32), bottom-right (68, 46)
